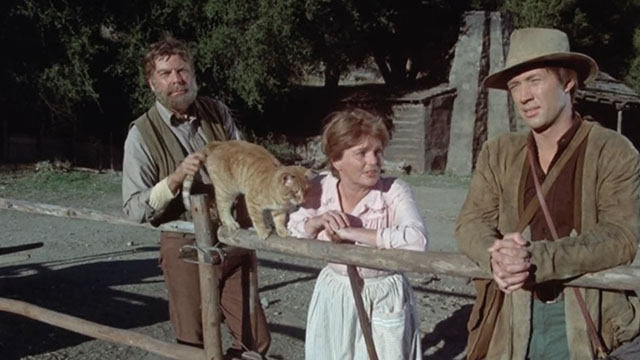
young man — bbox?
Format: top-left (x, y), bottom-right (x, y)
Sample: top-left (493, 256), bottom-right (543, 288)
top-left (456, 28), bottom-right (640, 359)
top-left (122, 37), bottom-right (270, 358)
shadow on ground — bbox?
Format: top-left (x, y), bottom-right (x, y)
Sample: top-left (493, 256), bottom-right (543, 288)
top-left (421, 304), bottom-right (471, 359)
top-left (0, 247), bottom-right (166, 359)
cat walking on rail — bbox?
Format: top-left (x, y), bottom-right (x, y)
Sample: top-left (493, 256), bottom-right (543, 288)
top-left (182, 140), bottom-right (314, 240)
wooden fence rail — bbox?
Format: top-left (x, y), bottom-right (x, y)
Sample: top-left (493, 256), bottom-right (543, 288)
top-left (0, 298), bottom-right (204, 360)
top-left (2, 197), bottom-right (640, 290)
top-left (216, 228), bottom-right (640, 292)
top-left (2, 195), bottom-right (640, 359)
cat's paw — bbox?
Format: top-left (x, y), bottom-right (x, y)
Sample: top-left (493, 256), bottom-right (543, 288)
top-left (256, 228), bottom-right (272, 240)
top-left (222, 219), bottom-right (240, 231)
top-left (275, 227), bottom-right (289, 238)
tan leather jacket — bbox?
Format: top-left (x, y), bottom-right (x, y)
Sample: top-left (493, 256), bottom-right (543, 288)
top-left (456, 120), bottom-right (640, 359)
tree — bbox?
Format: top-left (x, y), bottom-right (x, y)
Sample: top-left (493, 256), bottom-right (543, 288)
top-left (6, 0), bottom-right (313, 133)
top-left (303, 0), bottom-right (469, 88)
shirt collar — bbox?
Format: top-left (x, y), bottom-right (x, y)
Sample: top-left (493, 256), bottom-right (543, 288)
top-left (527, 112), bottom-right (584, 165)
top-left (322, 173), bottom-right (387, 216)
top-left (155, 100), bottom-right (198, 127)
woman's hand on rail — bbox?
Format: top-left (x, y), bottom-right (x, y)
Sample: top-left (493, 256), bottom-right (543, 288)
top-left (304, 210), bottom-right (350, 238)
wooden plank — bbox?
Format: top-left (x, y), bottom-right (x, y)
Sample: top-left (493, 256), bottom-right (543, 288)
top-left (190, 195), bottom-right (223, 360)
top-left (0, 197), bottom-right (195, 234)
top-left (0, 297), bottom-right (204, 360)
top-left (2, 197), bottom-right (639, 291)
top-left (217, 228), bottom-right (640, 291)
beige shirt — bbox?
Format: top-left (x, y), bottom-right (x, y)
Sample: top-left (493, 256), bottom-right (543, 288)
top-left (122, 99), bottom-right (241, 223)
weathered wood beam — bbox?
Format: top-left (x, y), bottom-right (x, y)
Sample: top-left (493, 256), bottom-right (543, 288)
top-left (217, 228), bottom-right (640, 292)
top-left (190, 195), bottom-right (223, 360)
top-left (0, 197), bottom-right (195, 234)
top-left (2, 197), bottom-right (639, 291)
top-left (0, 297), bottom-right (204, 360)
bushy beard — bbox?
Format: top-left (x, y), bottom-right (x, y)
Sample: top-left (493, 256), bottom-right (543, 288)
top-left (154, 79), bottom-right (198, 114)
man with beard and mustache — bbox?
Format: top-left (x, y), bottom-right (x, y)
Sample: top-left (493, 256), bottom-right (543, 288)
top-left (122, 37), bottom-right (271, 358)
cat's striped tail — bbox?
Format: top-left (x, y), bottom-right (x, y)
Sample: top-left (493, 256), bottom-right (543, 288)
top-left (182, 141), bottom-right (221, 213)
top-left (182, 173), bottom-right (195, 212)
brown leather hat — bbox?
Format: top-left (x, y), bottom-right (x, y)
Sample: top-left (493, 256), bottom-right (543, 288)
top-left (484, 28), bottom-right (598, 90)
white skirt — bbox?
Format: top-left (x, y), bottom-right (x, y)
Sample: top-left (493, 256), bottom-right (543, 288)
top-left (305, 266), bottom-right (422, 360)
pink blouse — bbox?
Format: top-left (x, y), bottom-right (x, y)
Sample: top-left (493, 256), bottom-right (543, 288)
top-left (287, 172), bottom-right (428, 278)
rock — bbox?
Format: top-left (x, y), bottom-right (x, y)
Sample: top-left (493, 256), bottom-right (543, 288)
top-left (260, 296), bottom-right (270, 309)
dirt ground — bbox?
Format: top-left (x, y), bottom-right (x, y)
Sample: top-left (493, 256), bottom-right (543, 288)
top-left (0, 170), bottom-right (474, 360)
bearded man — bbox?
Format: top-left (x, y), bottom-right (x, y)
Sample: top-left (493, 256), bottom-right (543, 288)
top-left (122, 37), bottom-right (271, 358)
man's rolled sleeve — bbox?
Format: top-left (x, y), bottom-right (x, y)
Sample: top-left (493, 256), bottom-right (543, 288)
top-left (122, 126), bottom-right (170, 223)
top-left (149, 177), bottom-right (178, 210)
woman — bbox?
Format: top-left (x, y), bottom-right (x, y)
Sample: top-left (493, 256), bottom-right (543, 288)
top-left (288, 108), bottom-right (428, 360)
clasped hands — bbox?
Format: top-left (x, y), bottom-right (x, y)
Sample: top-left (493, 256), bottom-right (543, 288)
top-left (489, 232), bottom-right (532, 294)
top-left (304, 210), bottom-right (353, 242)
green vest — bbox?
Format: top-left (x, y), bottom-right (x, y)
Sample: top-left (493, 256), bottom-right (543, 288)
top-left (132, 97), bottom-right (229, 225)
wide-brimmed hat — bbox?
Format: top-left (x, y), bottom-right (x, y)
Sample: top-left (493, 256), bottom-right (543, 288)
top-left (484, 28), bottom-right (598, 90)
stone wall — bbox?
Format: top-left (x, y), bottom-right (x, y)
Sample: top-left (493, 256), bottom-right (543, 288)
top-left (445, 11), bottom-right (513, 175)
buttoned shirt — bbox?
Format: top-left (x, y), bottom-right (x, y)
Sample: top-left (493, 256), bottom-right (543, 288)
top-left (288, 172), bottom-right (428, 278)
top-left (524, 114), bottom-right (584, 243)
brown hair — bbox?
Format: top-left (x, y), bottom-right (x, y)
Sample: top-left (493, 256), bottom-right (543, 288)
top-left (321, 108), bottom-right (390, 177)
top-left (548, 66), bottom-right (579, 102)
top-left (142, 37), bottom-right (194, 79)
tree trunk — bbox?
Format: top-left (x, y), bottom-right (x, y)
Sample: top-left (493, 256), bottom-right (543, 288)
top-left (375, 51), bottom-right (411, 86)
top-left (323, 60), bottom-right (341, 90)
top-left (1, 115), bottom-right (6, 162)
top-left (373, 51), bottom-right (393, 84)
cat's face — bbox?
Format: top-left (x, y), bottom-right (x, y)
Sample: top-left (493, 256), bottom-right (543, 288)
top-left (277, 166), bottom-right (315, 208)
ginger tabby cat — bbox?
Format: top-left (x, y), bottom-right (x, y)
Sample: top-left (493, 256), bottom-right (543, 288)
top-left (182, 140), bottom-right (313, 239)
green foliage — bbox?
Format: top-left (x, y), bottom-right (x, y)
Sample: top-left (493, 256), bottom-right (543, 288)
top-left (302, 0), bottom-right (467, 87)
top-left (5, 0), bottom-right (313, 123)
top-left (245, 131), bottom-right (301, 165)
top-left (193, 0), bottom-right (310, 109)
top-left (625, 29), bottom-right (640, 92)
top-left (15, 0), bottom-right (101, 121)
top-left (501, 0), bottom-right (569, 27)
top-left (5, 0), bottom-right (640, 137)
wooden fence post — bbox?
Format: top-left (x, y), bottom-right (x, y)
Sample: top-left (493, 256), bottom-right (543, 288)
top-left (190, 194), bottom-right (223, 360)
top-left (249, 251), bottom-right (258, 348)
